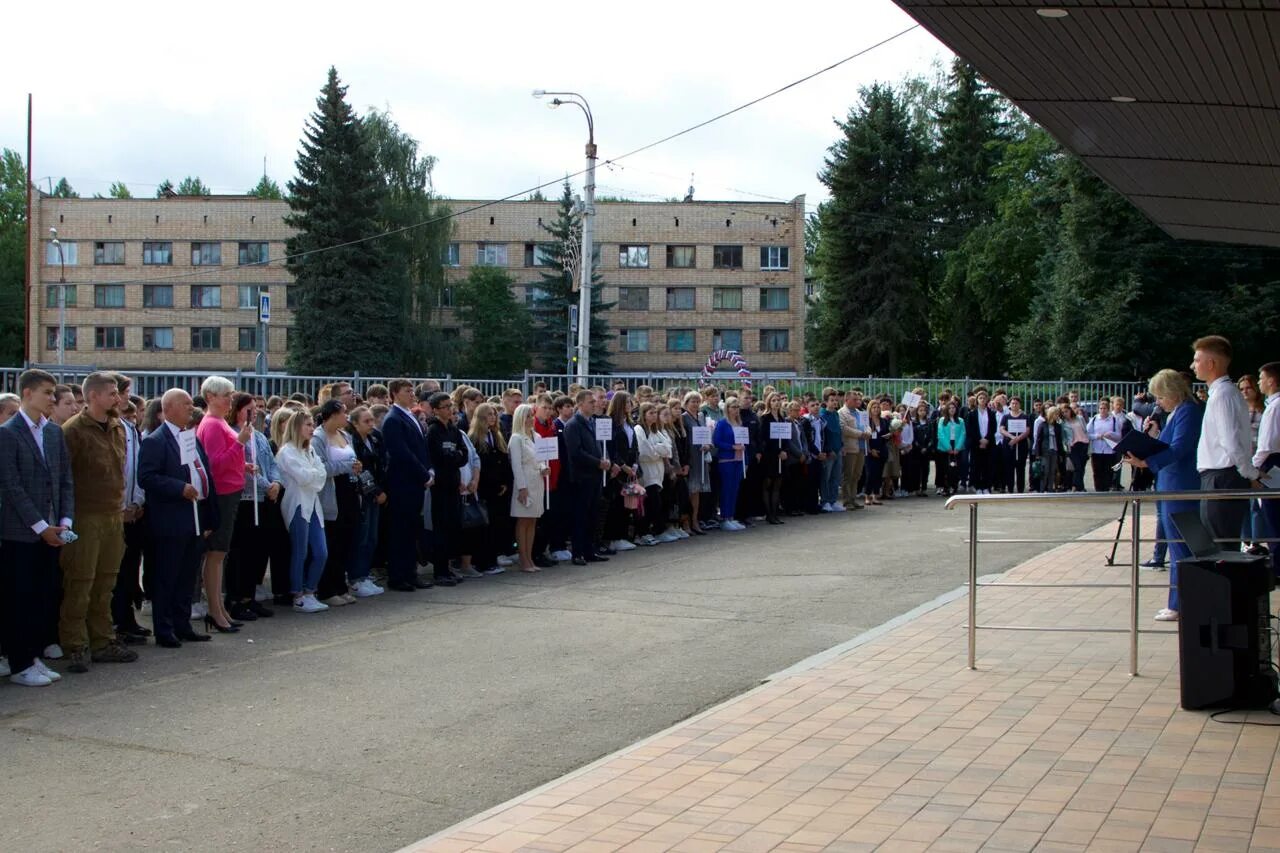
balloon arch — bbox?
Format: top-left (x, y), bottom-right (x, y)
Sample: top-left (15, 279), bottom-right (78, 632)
top-left (700, 349), bottom-right (752, 388)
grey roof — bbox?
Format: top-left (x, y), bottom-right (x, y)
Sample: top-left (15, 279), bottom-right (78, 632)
top-left (892, 0), bottom-right (1280, 247)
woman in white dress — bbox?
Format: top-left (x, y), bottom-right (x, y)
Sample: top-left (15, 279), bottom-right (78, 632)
top-left (507, 403), bottom-right (546, 573)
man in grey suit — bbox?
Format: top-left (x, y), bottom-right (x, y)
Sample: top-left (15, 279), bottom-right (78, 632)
top-left (0, 369), bottom-right (75, 687)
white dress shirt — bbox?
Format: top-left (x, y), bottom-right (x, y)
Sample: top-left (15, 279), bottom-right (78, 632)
top-left (1087, 414), bottom-right (1121, 455)
top-left (1197, 376), bottom-right (1260, 479)
top-left (1254, 392), bottom-right (1280, 484)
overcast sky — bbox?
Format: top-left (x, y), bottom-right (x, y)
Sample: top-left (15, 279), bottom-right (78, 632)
top-left (4, 1), bottom-right (950, 213)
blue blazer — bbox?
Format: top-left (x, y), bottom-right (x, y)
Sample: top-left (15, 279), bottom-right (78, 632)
top-left (563, 412), bottom-right (603, 483)
top-left (1144, 402), bottom-right (1203, 493)
top-left (381, 406), bottom-right (431, 496)
top-left (138, 427), bottom-right (219, 538)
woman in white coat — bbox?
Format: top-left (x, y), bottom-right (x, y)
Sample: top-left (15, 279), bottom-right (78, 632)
top-left (635, 402), bottom-right (674, 546)
top-left (507, 404), bottom-right (546, 573)
top-left (274, 410), bottom-right (331, 613)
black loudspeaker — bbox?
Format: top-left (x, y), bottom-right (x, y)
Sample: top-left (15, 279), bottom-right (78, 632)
top-left (1177, 555), bottom-right (1277, 710)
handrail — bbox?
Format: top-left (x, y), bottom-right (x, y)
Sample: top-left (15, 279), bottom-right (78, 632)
top-left (944, 488), bottom-right (1279, 675)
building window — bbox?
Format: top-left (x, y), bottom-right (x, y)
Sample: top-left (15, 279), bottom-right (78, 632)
top-left (712, 287), bottom-right (742, 311)
top-left (759, 328), bottom-right (790, 352)
top-left (712, 329), bottom-right (743, 352)
top-left (666, 329), bottom-right (696, 352)
top-left (45, 241), bottom-right (78, 265)
top-left (286, 285), bottom-right (299, 309)
top-left (143, 327), bottom-right (174, 351)
top-left (191, 242), bottom-right (222, 266)
top-left (191, 285), bottom-right (221, 308)
top-left (143, 285), bottom-right (173, 308)
top-left (619, 245), bottom-right (649, 268)
top-left (94, 326), bottom-right (125, 350)
top-left (620, 329), bottom-right (649, 352)
top-left (238, 242), bottom-right (268, 266)
top-left (760, 246), bottom-right (790, 270)
top-left (524, 243), bottom-right (555, 267)
top-left (618, 287), bottom-right (649, 311)
top-left (760, 287), bottom-right (790, 311)
top-left (666, 245), bottom-right (695, 269)
top-left (712, 245), bottom-right (743, 269)
top-left (238, 285), bottom-right (263, 309)
top-left (476, 243), bottom-right (507, 267)
top-left (45, 284), bottom-right (76, 308)
top-left (143, 241), bottom-right (173, 265)
top-left (445, 242), bottom-right (461, 267)
top-left (94, 284), bottom-right (125, 308)
top-left (46, 326), bottom-right (76, 351)
top-left (94, 241), bottom-right (125, 265)
top-left (191, 327), bottom-right (221, 351)
top-left (436, 287), bottom-right (454, 308)
top-left (524, 285), bottom-right (550, 309)
top-left (238, 327), bottom-right (260, 351)
top-left (665, 287), bottom-right (695, 310)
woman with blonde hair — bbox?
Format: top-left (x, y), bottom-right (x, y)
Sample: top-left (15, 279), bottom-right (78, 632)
top-left (681, 392), bottom-right (711, 534)
top-left (507, 403), bottom-right (545, 572)
top-left (711, 397), bottom-right (747, 530)
top-left (468, 402), bottom-right (511, 574)
top-left (1034, 406), bottom-right (1063, 492)
top-left (275, 410), bottom-right (330, 613)
top-left (634, 402), bottom-right (673, 545)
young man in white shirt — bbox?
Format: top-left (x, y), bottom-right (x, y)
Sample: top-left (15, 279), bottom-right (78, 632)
top-left (1253, 361), bottom-right (1279, 574)
top-left (1191, 335), bottom-right (1261, 541)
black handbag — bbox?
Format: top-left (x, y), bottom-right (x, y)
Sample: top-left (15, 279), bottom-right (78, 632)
top-left (460, 495), bottom-right (490, 530)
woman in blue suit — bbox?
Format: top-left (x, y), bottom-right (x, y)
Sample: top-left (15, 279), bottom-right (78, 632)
top-left (1123, 369), bottom-right (1203, 622)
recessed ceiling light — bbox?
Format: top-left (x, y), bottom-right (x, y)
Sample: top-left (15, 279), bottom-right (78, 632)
top-left (1036, 8), bottom-right (1069, 18)
top-left (1110, 95), bottom-right (1137, 103)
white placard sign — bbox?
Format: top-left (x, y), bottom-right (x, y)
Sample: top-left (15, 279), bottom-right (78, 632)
top-left (534, 435), bottom-right (559, 462)
top-left (769, 422), bottom-right (792, 441)
top-left (690, 426), bottom-right (711, 445)
top-left (594, 418), bottom-right (613, 441)
top-left (901, 391), bottom-right (922, 409)
top-left (732, 426), bottom-right (751, 446)
top-left (178, 429), bottom-right (199, 465)
top-left (1006, 418), bottom-right (1028, 435)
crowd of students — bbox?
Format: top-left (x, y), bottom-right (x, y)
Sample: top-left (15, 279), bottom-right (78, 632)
top-left (1, 341), bottom-right (1276, 686)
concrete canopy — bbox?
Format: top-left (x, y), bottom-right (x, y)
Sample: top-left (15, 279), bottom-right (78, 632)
top-left (892, 0), bottom-right (1280, 247)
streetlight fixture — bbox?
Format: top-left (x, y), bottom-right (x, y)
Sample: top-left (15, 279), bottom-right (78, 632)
top-left (50, 226), bottom-right (66, 366)
top-left (533, 88), bottom-right (596, 382)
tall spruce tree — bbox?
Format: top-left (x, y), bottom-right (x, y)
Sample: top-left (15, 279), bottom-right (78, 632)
top-left (527, 182), bottom-right (614, 374)
top-left (455, 266), bottom-right (532, 376)
top-left (811, 84), bottom-right (928, 376)
top-left (0, 149), bottom-right (27, 363)
top-left (285, 67), bottom-right (400, 373)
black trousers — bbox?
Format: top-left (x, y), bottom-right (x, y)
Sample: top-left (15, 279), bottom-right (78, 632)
top-left (267, 497), bottom-right (294, 599)
top-left (112, 519), bottom-right (147, 629)
top-left (430, 487), bottom-right (463, 576)
top-left (1, 539), bottom-right (60, 673)
top-left (570, 478), bottom-right (601, 559)
top-left (805, 460), bottom-right (824, 512)
top-left (386, 488), bottom-right (425, 585)
top-left (1091, 453), bottom-right (1116, 492)
top-left (319, 515), bottom-right (357, 599)
top-left (1200, 467), bottom-right (1249, 545)
top-left (970, 447), bottom-right (993, 490)
top-left (642, 484), bottom-right (664, 536)
top-left (1005, 442), bottom-right (1029, 493)
top-left (226, 500), bottom-right (271, 602)
top-left (150, 534), bottom-right (203, 640)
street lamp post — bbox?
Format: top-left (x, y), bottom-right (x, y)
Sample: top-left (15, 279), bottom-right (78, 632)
top-left (50, 227), bottom-right (66, 367)
top-left (533, 89), bottom-right (595, 382)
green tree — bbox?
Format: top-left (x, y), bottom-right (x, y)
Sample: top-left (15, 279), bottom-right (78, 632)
top-left (176, 176), bottom-right (212, 196)
top-left (285, 67), bottom-right (399, 374)
top-left (455, 266), bottom-right (532, 376)
top-left (527, 182), bottom-right (615, 374)
top-left (155, 179), bottom-right (175, 197)
top-left (362, 106), bottom-right (453, 374)
top-left (108, 181), bottom-right (132, 198)
top-left (811, 84), bottom-right (929, 376)
top-left (0, 149), bottom-right (27, 363)
top-left (51, 177), bottom-right (78, 198)
top-left (247, 175), bottom-right (284, 199)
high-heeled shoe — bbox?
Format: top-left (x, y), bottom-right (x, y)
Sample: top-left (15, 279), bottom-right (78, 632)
top-left (203, 615), bottom-right (239, 634)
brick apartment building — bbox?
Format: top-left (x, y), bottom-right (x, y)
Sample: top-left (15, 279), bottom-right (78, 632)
top-left (26, 193), bottom-right (807, 374)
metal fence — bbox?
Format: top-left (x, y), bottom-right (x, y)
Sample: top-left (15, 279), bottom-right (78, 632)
top-left (1, 365), bottom-right (1147, 406)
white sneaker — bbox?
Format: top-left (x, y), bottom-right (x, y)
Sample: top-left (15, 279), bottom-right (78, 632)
top-left (722, 520), bottom-right (744, 531)
top-left (831, 503), bottom-right (847, 512)
top-left (191, 601), bottom-right (208, 620)
top-left (255, 584), bottom-right (271, 602)
top-left (611, 539), bottom-right (637, 552)
top-left (551, 550), bottom-right (573, 562)
top-left (496, 555), bottom-right (515, 567)
top-left (483, 565), bottom-right (506, 575)
top-left (457, 565), bottom-right (484, 578)
top-left (1154, 609), bottom-right (1179, 622)
top-left (642, 534), bottom-right (662, 546)
top-left (323, 594), bottom-right (349, 607)
top-left (33, 659), bottom-right (61, 682)
top-left (351, 578), bottom-right (385, 597)
top-left (10, 665), bottom-right (52, 687)
top-left (294, 594), bottom-right (329, 613)
top-left (656, 530), bottom-right (681, 543)
top-left (676, 529), bottom-right (690, 539)
top-left (0, 657), bottom-right (10, 678)
top-left (43, 644), bottom-right (64, 660)
top-left (820, 503), bottom-right (833, 512)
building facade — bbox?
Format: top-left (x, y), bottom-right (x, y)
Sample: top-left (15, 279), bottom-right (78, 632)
top-left (27, 194), bottom-right (806, 374)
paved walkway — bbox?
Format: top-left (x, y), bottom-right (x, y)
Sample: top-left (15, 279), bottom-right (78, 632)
top-left (404, 517), bottom-right (1280, 853)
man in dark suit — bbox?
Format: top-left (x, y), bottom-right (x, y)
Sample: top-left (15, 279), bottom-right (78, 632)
top-left (137, 389), bottom-right (218, 647)
top-left (564, 389), bottom-right (614, 566)
top-left (380, 379), bottom-right (434, 592)
top-left (965, 388), bottom-right (998, 494)
top-left (0, 369), bottom-right (75, 686)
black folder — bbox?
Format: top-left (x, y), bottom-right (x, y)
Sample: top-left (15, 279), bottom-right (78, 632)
top-left (1111, 429), bottom-right (1169, 461)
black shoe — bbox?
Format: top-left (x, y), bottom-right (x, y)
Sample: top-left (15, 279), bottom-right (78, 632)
top-left (534, 555), bottom-right (557, 568)
top-left (412, 577), bottom-right (434, 589)
top-left (203, 615), bottom-right (239, 634)
top-left (586, 554), bottom-right (609, 563)
top-left (571, 557), bottom-right (588, 566)
top-left (118, 622), bottom-right (152, 638)
top-left (155, 635), bottom-right (182, 648)
top-left (596, 546), bottom-right (616, 556)
top-left (176, 630), bottom-right (211, 642)
top-left (117, 631), bottom-right (148, 646)
top-left (388, 581), bottom-right (416, 592)
top-left (229, 603), bottom-right (259, 622)
top-left (433, 576), bottom-right (458, 587)
top-left (248, 601), bottom-right (274, 618)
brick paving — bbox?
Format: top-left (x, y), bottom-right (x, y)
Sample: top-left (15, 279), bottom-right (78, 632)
top-left (402, 518), bottom-right (1280, 853)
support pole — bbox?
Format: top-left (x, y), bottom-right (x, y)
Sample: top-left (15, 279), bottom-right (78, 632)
top-left (968, 502), bottom-right (978, 670)
top-left (1130, 498), bottom-right (1142, 676)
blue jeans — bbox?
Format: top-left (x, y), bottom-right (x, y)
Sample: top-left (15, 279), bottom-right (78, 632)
top-left (718, 460), bottom-right (744, 521)
top-left (820, 454), bottom-right (842, 506)
top-left (348, 500), bottom-right (380, 582)
top-left (288, 506), bottom-right (328, 594)
top-left (1152, 511), bottom-right (1168, 563)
